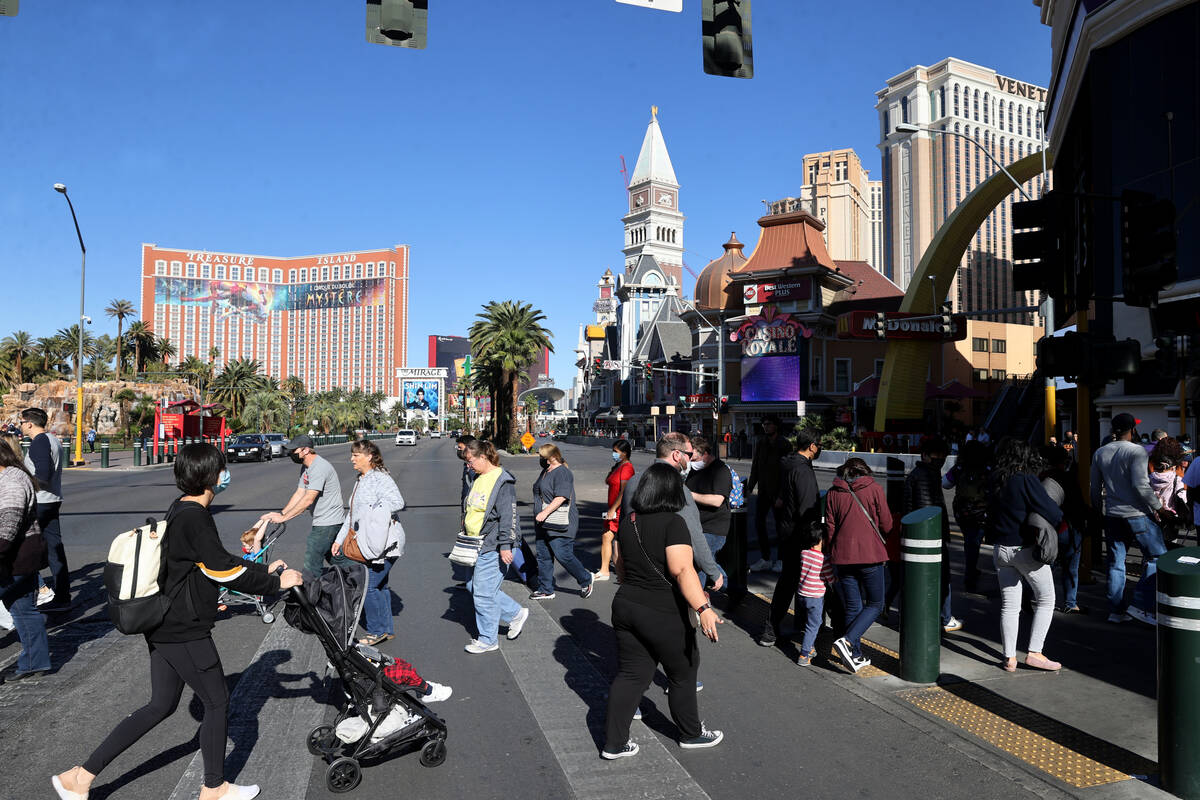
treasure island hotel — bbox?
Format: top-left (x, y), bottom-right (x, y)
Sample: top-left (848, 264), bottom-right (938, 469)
top-left (140, 244), bottom-right (409, 394)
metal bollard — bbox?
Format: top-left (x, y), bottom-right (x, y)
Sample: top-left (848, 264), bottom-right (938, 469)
top-left (720, 502), bottom-right (749, 602)
top-left (156, 443), bottom-right (164, 464)
top-left (100, 442), bottom-right (110, 468)
top-left (134, 446), bottom-right (142, 467)
top-left (1158, 547), bottom-right (1200, 797)
top-left (21, 439), bottom-right (30, 459)
top-left (900, 506), bottom-right (943, 683)
top-left (166, 440), bottom-right (175, 463)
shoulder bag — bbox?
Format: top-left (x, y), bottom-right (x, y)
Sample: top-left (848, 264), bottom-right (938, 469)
top-left (631, 517), bottom-right (700, 629)
top-left (847, 487), bottom-right (887, 547)
top-left (545, 499), bottom-right (570, 528)
top-left (448, 531), bottom-right (483, 566)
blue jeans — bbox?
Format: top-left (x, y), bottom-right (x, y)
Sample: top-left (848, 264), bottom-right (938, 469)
top-left (469, 550), bottom-right (523, 645)
top-left (0, 572), bottom-right (51, 673)
top-left (38, 502), bottom-right (69, 603)
top-left (837, 563), bottom-right (886, 659)
top-left (1105, 515), bottom-right (1166, 614)
top-left (1057, 526), bottom-right (1082, 610)
top-left (798, 595), bottom-right (823, 656)
top-left (363, 557), bottom-right (396, 637)
top-left (696, 533), bottom-right (728, 589)
top-left (534, 532), bottom-right (592, 593)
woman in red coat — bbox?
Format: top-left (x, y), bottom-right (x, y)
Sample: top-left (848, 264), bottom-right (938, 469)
top-left (825, 458), bottom-right (893, 674)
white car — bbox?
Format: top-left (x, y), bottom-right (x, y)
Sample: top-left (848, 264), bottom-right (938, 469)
top-left (430, 430), bottom-right (443, 439)
top-left (395, 429), bottom-right (418, 446)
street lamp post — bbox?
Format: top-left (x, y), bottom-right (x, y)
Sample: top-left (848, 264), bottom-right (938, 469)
top-left (53, 183), bottom-right (87, 467)
top-left (676, 295), bottom-right (725, 429)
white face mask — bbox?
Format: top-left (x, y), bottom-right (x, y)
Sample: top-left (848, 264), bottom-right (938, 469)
top-left (689, 459), bottom-right (708, 471)
top-left (678, 457), bottom-right (691, 477)
top-left (612, 451), bottom-right (621, 462)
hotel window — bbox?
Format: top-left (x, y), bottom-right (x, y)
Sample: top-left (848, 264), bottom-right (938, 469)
top-left (807, 163), bottom-right (817, 185)
top-left (289, 269), bottom-right (296, 283)
top-left (834, 359), bottom-right (851, 394)
top-left (881, 110), bottom-right (889, 138)
top-left (355, 264), bottom-right (363, 278)
top-left (1026, 107), bottom-right (1033, 139)
top-left (201, 264), bottom-right (211, 278)
top-left (983, 92), bottom-right (989, 125)
top-left (155, 259), bottom-right (166, 275)
top-left (185, 262), bottom-right (195, 277)
top-left (216, 265), bottom-right (225, 279)
top-left (953, 84), bottom-right (960, 116)
top-left (1017, 108), bottom-right (1023, 137)
top-left (231, 266), bottom-right (241, 280)
top-left (322, 268), bottom-right (329, 281)
top-left (299, 268), bottom-right (307, 282)
top-left (992, 369), bottom-right (1006, 380)
top-left (273, 269), bottom-right (282, 283)
top-left (835, 161), bottom-right (847, 181)
top-left (170, 261), bottom-right (182, 276)
top-left (992, 339), bottom-right (1007, 353)
top-left (972, 89), bottom-right (979, 121)
top-left (938, 86), bottom-right (946, 119)
top-left (900, 96), bottom-right (909, 124)
top-left (972, 337), bottom-right (989, 352)
top-left (974, 368), bottom-right (989, 382)
top-left (1008, 101), bottom-right (1014, 132)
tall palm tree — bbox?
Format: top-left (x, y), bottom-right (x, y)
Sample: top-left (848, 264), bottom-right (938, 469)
top-left (208, 345), bottom-right (221, 365)
top-left (36, 336), bottom-right (63, 374)
top-left (209, 358), bottom-right (265, 420)
top-left (282, 375), bottom-right (306, 430)
top-left (0, 331), bottom-right (33, 384)
top-left (178, 356), bottom-right (212, 398)
top-left (126, 321), bottom-right (154, 375)
top-left (469, 300), bottom-right (553, 445)
top-left (241, 390), bottom-right (289, 433)
top-left (104, 299), bottom-right (136, 380)
top-left (157, 337), bottom-right (177, 366)
top-left (56, 324), bottom-right (98, 376)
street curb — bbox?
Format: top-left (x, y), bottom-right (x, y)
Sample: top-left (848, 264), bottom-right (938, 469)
top-left (77, 439), bottom-right (354, 472)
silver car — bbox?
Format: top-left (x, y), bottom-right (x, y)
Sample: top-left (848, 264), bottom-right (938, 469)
top-left (264, 433), bottom-right (287, 457)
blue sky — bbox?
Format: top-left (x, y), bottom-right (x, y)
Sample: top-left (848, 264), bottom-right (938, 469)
top-left (0, 0), bottom-right (1049, 390)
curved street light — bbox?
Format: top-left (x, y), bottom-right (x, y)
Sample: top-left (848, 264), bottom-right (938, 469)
top-left (53, 183), bottom-right (87, 467)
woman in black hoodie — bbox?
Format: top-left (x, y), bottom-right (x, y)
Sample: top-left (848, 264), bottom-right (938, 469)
top-left (53, 444), bottom-right (303, 800)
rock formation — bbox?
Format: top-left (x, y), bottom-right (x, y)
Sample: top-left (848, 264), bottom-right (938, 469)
top-left (1, 379), bottom-right (200, 436)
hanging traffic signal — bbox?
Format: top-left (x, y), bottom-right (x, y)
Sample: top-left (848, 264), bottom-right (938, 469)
top-left (1121, 190), bottom-right (1177, 307)
top-left (711, 395), bottom-right (720, 419)
top-left (1155, 336), bottom-right (1179, 378)
top-left (702, 0), bottom-right (753, 79)
top-left (1037, 333), bottom-right (1140, 384)
top-left (643, 361), bottom-right (654, 380)
top-left (366, 0), bottom-right (428, 49)
top-left (939, 302), bottom-right (952, 337)
top-left (592, 356), bottom-right (603, 377)
top-left (1011, 190), bottom-right (1070, 298)
top-left (720, 395), bottom-right (729, 412)
top-left (873, 311), bottom-right (886, 341)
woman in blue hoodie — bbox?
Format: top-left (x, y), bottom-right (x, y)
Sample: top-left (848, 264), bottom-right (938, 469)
top-left (460, 439), bottom-right (529, 654)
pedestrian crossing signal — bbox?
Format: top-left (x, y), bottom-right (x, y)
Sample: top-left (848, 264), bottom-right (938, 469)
top-left (873, 312), bottom-right (886, 340)
top-left (366, 0), bottom-right (428, 49)
top-left (702, 0), bottom-right (753, 79)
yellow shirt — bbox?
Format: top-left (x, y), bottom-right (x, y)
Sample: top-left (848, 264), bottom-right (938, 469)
top-left (464, 468), bottom-right (502, 537)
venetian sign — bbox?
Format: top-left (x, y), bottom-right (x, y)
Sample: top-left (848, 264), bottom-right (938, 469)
top-left (730, 305), bottom-right (814, 357)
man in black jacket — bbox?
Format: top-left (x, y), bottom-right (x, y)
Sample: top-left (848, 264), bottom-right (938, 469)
top-left (747, 416), bottom-right (794, 572)
top-left (758, 428), bottom-right (821, 647)
top-left (903, 438), bottom-right (960, 632)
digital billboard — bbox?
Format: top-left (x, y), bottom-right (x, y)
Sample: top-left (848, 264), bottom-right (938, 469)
top-left (741, 356), bottom-right (802, 402)
top-left (401, 379), bottom-right (440, 420)
top-left (153, 277), bottom-right (386, 323)
top-left (429, 335), bottom-right (471, 388)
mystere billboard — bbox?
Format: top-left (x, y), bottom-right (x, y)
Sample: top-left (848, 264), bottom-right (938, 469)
top-left (153, 277), bottom-right (387, 323)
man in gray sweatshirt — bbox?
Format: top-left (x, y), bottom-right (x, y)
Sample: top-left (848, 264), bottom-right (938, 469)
top-left (1090, 413), bottom-right (1165, 625)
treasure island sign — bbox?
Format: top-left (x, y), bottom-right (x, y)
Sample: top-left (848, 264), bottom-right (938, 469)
top-left (730, 305), bottom-right (814, 357)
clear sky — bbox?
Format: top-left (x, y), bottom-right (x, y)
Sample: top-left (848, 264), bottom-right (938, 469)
top-left (0, 0), bottom-right (1050, 391)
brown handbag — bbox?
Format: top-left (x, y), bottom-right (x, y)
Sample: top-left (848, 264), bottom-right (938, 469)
top-left (340, 484), bottom-right (369, 564)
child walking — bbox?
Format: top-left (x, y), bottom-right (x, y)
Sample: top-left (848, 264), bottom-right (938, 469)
top-left (796, 521), bottom-right (833, 666)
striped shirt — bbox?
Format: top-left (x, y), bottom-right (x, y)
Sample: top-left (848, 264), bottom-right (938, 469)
top-left (797, 548), bottom-right (832, 598)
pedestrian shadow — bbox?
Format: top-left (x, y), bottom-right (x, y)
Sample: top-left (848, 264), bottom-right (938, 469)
top-left (550, 609), bottom-right (615, 750)
top-left (86, 732), bottom-right (204, 799)
top-left (26, 562), bottom-right (120, 675)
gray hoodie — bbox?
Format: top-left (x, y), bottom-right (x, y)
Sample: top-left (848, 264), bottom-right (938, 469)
top-left (622, 459), bottom-right (720, 580)
top-left (1090, 439), bottom-right (1162, 519)
top-left (473, 468), bottom-right (520, 554)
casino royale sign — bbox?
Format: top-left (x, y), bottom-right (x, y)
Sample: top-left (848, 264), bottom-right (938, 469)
top-left (730, 305), bottom-right (814, 357)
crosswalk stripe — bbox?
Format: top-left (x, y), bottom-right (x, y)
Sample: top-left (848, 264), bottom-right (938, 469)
top-left (499, 585), bottom-right (712, 800)
top-left (166, 618), bottom-right (329, 800)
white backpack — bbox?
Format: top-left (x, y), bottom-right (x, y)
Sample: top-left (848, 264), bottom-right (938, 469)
top-left (104, 517), bottom-right (179, 634)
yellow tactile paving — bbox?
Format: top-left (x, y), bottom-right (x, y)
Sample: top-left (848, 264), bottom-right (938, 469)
top-left (898, 686), bottom-right (1142, 788)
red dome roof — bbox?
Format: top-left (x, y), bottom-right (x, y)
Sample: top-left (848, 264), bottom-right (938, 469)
top-left (693, 233), bottom-right (747, 310)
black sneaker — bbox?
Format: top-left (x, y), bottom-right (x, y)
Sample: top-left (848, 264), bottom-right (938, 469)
top-left (580, 581), bottom-right (594, 600)
top-left (529, 590), bottom-right (556, 600)
top-left (757, 627), bottom-right (777, 647)
top-left (679, 725), bottom-right (724, 749)
top-left (833, 637), bottom-right (855, 669)
top-left (601, 741), bottom-right (640, 760)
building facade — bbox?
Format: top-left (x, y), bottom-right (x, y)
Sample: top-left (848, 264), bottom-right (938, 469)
top-left (140, 243), bottom-right (409, 395)
top-left (622, 108), bottom-right (684, 287)
top-left (876, 57), bottom-right (1048, 325)
top-left (798, 149), bottom-right (883, 270)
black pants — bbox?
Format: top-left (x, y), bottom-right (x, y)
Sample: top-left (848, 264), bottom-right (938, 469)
top-left (764, 536), bottom-right (802, 636)
top-left (37, 502), bottom-right (69, 603)
top-left (605, 596), bottom-right (700, 750)
top-left (753, 491), bottom-right (784, 560)
top-left (84, 638), bottom-right (229, 789)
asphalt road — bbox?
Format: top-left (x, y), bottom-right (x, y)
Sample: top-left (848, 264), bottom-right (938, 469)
top-left (0, 439), bottom-right (1050, 800)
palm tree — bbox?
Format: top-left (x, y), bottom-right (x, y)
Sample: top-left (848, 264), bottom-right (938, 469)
top-left (104, 299), bottom-right (136, 380)
top-left (113, 388), bottom-right (137, 444)
top-left (56, 324), bottom-right (98, 376)
top-left (241, 390), bottom-right (289, 433)
top-left (209, 358), bottom-right (265, 420)
top-left (126, 321), bottom-right (154, 375)
top-left (208, 345), bottom-right (221, 365)
top-left (0, 331), bottom-right (33, 384)
top-left (36, 336), bottom-right (63, 375)
top-left (282, 375), bottom-right (306, 430)
top-left (469, 301), bottom-right (553, 445)
top-left (157, 337), bottom-right (177, 366)
top-left (178, 356), bottom-right (212, 398)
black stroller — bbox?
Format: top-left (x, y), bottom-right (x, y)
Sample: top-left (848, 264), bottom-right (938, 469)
top-left (284, 564), bottom-right (448, 793)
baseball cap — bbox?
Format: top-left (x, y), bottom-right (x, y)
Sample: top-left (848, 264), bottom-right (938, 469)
top-left (1111, 413), bottom-right (1141, 434)
top-left (285, 433), bottom-right (315, 451)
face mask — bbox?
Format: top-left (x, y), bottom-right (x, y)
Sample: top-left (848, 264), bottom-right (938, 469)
top-left (456, 449), bottom-right (466, 461)
top-left (213, 469), bottom-right (231, 495)
top-left (930, 458), bottom-right (946, 470)
top-left (611, 452), bottom-right (621, 462)
top-left (678, 459), bottom-right (691, 478)
top-left (690, 459), bottom-right (708, 471)
top-left (539, 457), bottom-right (550, 470)
top-left (290, 451), bottom-right (304, 464)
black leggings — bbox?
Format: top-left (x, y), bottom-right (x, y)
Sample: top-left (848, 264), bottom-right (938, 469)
top-left (84, 638), bottom-right (229, 789)
top-left (605, 596), bottom-right (700, 750)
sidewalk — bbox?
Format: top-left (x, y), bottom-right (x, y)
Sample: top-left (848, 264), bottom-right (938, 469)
top-left (736, 531), bottom-right (1167, 799)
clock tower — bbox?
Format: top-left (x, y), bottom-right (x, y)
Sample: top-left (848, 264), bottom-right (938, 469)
top-left (622, 107), bottom-right (684, 287)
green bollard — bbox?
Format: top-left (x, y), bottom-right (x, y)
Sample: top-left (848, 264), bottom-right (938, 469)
top-left (1158, 547), bottom-right (1200, 798)
top-left (100, 442), bottom-right (110, 468)
top-left (156, 444), bottom-right (164, 464)
top-left (134, 446), bottom-right (142, 467)
top-left (21, 439), bottom-right (30, 459)
top-left (900, 506), bottom-right (943, 683)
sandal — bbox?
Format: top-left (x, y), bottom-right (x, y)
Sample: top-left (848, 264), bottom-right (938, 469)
top-left (358, 634), bottom-right (393, 646)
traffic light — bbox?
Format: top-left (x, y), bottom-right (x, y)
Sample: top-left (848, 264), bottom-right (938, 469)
top-left (873, 311), bottom-right (886, 341)
top-left (939, 302), bottom-right (952, 337)
top-left (1011, 190), bottom-right (1070, 298)
top-left (1037, 333), bottom-right (1140, 384)
top-left (720, 395), bottom-right (729, 412)
top-left (592, 356), bottom-right (603, 378)
top-left (1121, 190), bottom-right (1177, 307)
top-left (711, 395), bottom-right (720, 419)
top-left (1155, 336), bottom-right (1179, 378)
top-left (366, 0), bottom-right (428, 49)
top-left (702, 0), bottom-right (753, 79)
top-left (643, 361), bottom-right (654, 380)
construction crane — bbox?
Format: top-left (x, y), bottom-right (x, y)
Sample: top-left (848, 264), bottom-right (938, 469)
top-left (619, 155), bottom-right (629, 189)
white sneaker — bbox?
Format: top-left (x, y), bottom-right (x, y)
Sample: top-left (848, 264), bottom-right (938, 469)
top-left (0, 601), bottom-right (13, 631)
top-left (1127, 606), bottom-right (1158, 626)
top-left (770, 560), bottom-right (784, 573)
top-left (832, 637), bottom-right (855, 670)
top-left (424, 681), bottom-right (453, 702)
top-left (592, 572), bottom-right (611, 581)
top-left (601, 741), bottom-right (639, 759)
top-left (943, 617), bottom-right (964, 633)
top-left (217, 785), bottom-right (261, 800)
top-left (36, 586), bottom-right (54, 607)
top-left (506, 607), bottom-right (530, 640)
top-left (749, 558), bottom-right (773, 572)
top-left (464, 639), bottom-right (499, 654)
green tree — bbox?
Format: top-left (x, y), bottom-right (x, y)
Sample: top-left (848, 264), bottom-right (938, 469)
top-left (126, 321), bottom-right (154, 375)
top-left (104, 299), bottom-right (136, 380)
top-left (241, 390), bottom-right (289, 433)
top-left (209, 358), bottom-right (265, 420)
top-left (1, 331), bottom-right (33, 384)
top-left (113, 387), bottom-right (137, 444)
top-left (178, 356), bottom-right (213, 398)
top-left (156, 336), bottom-right (177, 366)
top-left (469, 300), bottom-right (554, 446)
top-left (56, 324), bottom-right (98, 376)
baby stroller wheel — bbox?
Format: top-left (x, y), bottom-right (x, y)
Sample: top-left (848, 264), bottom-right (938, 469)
top-left (306, 724), bottom-right (337, 756)
top-left (419, 738), bottom-right (447, 768)
top-left (261, 611), bottom-right (275, 624)
top-left (326, 756), bottom-right (362, 793)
